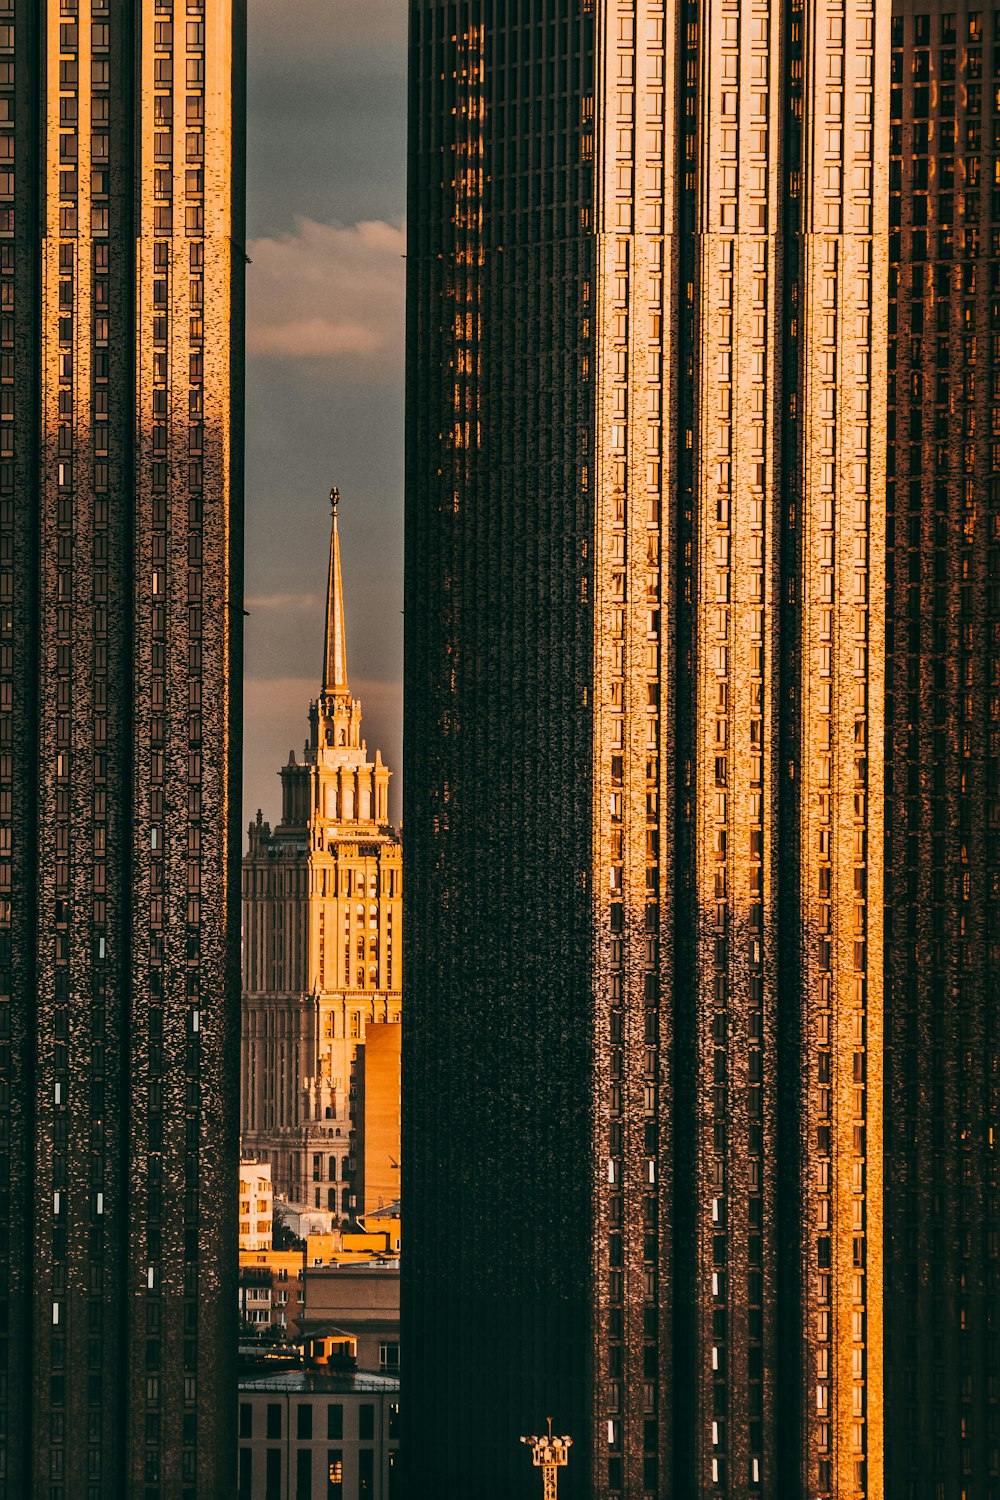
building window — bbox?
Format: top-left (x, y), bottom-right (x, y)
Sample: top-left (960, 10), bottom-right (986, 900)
top-left (379, 1343), bottom-right (399, 1372)
top-left (297, 1404), bottom-right (313, 1440)
top-left (266, 1403), bottom-right (281, 1440)
top-left (266, 1448), bottom-right (282, 1500)
top-left (239, 1403), bottom-right (252, 1439)
top-left (359, 1447), bottom-right (375, 1496)
top-left (238, 1448), bottom-right (252, 1500)
top-left (296, 1448), bottom-right (312, 1500)
top-left (327, 1404), bottom-right (343, 1440)
top-left (359, 1404), bottom-right (375, 1441)
top-left (327, 1450), bottom-right (343, 1500)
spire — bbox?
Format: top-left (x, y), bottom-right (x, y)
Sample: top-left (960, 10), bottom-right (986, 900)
top-left (323, 486), bottom-right (349, 695)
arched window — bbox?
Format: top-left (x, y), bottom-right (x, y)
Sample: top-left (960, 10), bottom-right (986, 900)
top-left (341, 1187), bottom-right (351, 1211)
top-left (327, 1188), bottom-right (335, 1211)
top-left (328, 1156), bottom-right (336, 1180)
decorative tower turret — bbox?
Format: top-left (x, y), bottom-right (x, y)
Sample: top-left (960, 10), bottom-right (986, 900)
top-left (241, 492), bottom-right (402, 1215)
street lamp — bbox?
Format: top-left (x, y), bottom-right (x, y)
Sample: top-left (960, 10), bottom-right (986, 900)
top-left (520, 1417), bottom-right (572, 1500)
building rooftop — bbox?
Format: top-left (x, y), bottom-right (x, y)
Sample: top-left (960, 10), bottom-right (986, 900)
top-left (308, 1259), bottom-right (399, 1274)
top-left (239, 1369), bottom-right (400, 1396)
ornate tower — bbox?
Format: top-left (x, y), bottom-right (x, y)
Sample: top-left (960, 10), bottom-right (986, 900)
top-left (241, 494), bottom-right (402, 1214)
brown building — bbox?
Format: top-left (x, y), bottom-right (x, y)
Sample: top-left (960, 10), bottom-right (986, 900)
top-left (2, 3), bottom-right (244, 1497)
top-left (241, 497), bottom-right (402, 1214)
top-left (353, 1021), bottom-right (402, 1216)
top-left (301, 1264), bottom-right (400, 1379)
top-left (886, 4), bottom-right (1000, 1494)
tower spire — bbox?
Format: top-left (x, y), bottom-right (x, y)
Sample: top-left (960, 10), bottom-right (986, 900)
top-left (323, 486), bottom-right (349, 695)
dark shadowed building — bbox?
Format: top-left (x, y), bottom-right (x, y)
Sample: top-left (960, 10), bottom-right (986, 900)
top-left (885, 4), bottom-right (1000, 1494)
top-left (404, 1), bottom-right (997, 1498)
top-left (1, 3), bottom-right (244, 1494)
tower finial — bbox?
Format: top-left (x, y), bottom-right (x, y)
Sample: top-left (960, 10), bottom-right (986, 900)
top-left (322, 487), bottom-right (349, 695)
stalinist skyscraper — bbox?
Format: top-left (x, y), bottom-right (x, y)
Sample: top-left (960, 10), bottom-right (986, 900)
top-left (406, 0), bottom-right (990, 1496)
top-left (241, 495), bottom-right (402, 1213)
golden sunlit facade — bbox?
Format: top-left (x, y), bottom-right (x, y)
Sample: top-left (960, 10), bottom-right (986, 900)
top-left (240, 501), bottom-right (402, 1216)
top-left (404, 0), bottom-right (890, 1494)
top-left (2, 2), bottom-right (244, 1495)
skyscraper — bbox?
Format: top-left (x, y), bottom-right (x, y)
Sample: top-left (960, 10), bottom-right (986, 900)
top-left (404, 0), bottom-right (905, 1496)
top-left (241, 496), bottom-right (402, 1215)
top-left (3, 4), bottom-right (244, 1495)
top-left (885, 5), bottom-right (1000, 1493)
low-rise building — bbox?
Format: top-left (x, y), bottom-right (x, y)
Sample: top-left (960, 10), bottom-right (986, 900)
top-left (299, 1263), bottom-right (400, 1377)
top-left (275, 1198), bottom-right (337, 1240)
top-left (239, 1233), bottom-right (400, 1342)
top-left (240, 1161), bottom-right (274, 1251)
top-left (238, 1346), bottom-right (399, 1499)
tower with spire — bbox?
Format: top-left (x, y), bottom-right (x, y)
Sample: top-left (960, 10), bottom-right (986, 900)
top-left (240, 491), bottom-right (402, 1216)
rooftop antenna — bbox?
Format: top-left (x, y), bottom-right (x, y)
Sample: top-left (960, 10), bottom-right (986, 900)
top-left (520, 1417), bottom-right (572, 1500)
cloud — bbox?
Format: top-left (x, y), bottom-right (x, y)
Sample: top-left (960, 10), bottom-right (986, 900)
top-left (246, 218), bottom-right (405, 368)
top-left (245, 592), bottom-right (321, 613)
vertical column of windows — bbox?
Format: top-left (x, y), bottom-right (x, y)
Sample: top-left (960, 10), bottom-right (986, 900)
top-left (799, 0), bottom-right (885, 1495)
top-left (597, 2), bottom-right (632, 1493)
top-left (137, 6), bottom-right (172, 1486)
top-left (597, 0), bottom-right (678, 1489)
top-left (85, 8), bottom-right (117, 1490)
top-left (182, 12), bottom-right (206, 1484)
top-left (690, 0), bottom-right (781, 1489)
top-left (44, 8), bottom-right (83, 1494)
top-left (0, 0), bottom-right (17, 1476)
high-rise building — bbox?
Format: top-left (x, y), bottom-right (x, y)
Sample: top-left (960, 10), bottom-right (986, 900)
top-left (885, 5), bottom-right (1000, 1493)
top-left (398, 0), bottom-right (955, 1494)
top-left (2, 4), bottom-right (244, 1495)
top-left (241, 496), bottom-right (402, 1216)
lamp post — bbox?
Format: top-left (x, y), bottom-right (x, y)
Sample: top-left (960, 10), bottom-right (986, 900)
top-left (520, 1417), bottom-right (572, 1500)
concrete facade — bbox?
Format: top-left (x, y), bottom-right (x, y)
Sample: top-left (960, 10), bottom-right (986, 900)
top-left (240, 1161), bottom-right (275, 1252)
top-left (353, 1021), bottom-right (402, 1217)
top-left (237, 1369), bottom-right (399, 1500)
top-left (301, 1265), bottom-right (400, 1379)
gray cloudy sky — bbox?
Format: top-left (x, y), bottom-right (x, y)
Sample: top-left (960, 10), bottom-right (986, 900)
top-left (244, 0), bottom-right (407, 831)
